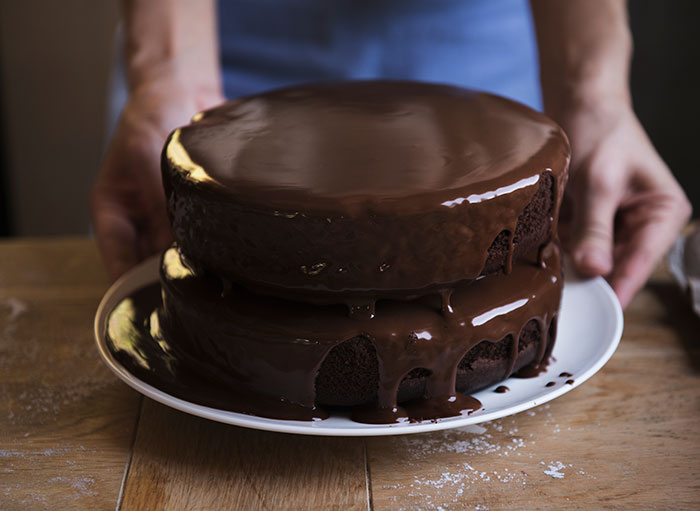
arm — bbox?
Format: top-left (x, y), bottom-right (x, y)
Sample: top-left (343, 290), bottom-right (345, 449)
top-left (91, 0), bottom-right (224, 282)
top-left (531, 0), bottom-right (692, 307)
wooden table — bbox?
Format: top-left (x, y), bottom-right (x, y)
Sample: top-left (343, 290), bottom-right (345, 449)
top-left (1, 237), bottom-right (699, 510)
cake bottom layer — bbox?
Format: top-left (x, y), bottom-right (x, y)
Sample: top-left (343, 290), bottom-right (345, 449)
top-left (157, 244), bottom-right (562, 423)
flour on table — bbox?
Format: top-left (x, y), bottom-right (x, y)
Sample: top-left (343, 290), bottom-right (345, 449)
top-left (0, 297), bottom-right (28, 322)
top-left (0, 296), bottom-right (29, 340)
top-left (1, 444), bottom-right (96, 508)
top-left (383, 408), bottom-right (591, 511)
top-left (47, 476), bottom-right (97, 497)
top-left (543, 461), bottom-right (567, 479)
top-left (542, 460), bottom-right (587, 479)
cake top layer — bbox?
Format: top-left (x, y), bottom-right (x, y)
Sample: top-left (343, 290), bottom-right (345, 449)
top-left (165, 81), bottom-right (569, 213)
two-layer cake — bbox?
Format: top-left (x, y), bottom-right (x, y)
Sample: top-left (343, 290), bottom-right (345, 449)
top-left (157, 81), bottom-right (570, 423)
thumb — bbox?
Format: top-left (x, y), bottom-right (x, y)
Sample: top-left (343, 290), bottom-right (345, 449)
top-left (570, 169), bottom-right (619, 277)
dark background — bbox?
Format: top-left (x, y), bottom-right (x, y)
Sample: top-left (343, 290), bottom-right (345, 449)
top-left (0, 1), bottom-right (697, 237)
top-left (629, 1), bottom-right (699, 218)
top-left (0, 87), bottom-right (8, 236)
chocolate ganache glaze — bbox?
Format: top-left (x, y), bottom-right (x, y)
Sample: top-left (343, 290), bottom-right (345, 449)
top-left (145, 243), bottom-right (562, 423)
top-left (125, 81), bottom-right (574, 424)
top-left (162, 81), bottom-right (570, 308)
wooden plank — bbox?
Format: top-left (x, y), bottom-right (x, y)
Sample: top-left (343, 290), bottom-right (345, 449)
top-left (120, 400), bottom-right (369, 510)
top-left (4, 235), bottom-right (699, 509)
top-left (0, 238), bottom-right (141, 510)
top-left (367, 277), bottom-right (700, 510)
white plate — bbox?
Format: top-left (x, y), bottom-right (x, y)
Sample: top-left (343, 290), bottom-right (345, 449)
top-left (94, 256), bottom-right (623, 436)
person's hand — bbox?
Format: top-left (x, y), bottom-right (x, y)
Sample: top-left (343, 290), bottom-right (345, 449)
top-left (558, 98), bottom-right (692, 308)
top-left (90, 77), bottom-right (224, 282)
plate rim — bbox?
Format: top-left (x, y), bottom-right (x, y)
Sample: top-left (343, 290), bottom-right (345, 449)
top-left (94, 255), bottom-right (623, 437)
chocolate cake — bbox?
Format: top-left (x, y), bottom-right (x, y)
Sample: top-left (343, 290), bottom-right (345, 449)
top-left (156, 81), bottom-right (570, 423)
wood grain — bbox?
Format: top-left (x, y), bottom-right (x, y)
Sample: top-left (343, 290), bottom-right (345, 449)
top-left (2, 236), bottom-right (700, 510)
top-left (0, 238), bottom-right (141, 510)
top-left (120, 400), bottom-right (369, 510)
top-left (367, 274), bottom-right (700, 510)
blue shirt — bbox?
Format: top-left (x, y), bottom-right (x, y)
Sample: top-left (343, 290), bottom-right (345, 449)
top-left (218, 0), bottom-right (541, 110)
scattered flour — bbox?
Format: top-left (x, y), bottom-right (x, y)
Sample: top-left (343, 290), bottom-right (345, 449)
top-left (0, 445), bottom-right (87, 459)
top-left (542, 461), bottom-right (587, 479)
top-left (1, 297), bottom-right (106, 506)
top-left (0, 296), bottom-right (29, 344)
top-left (384, 407), bottom-right (591, 510)
top-left (1, 333), bottom-right (114, 428)
top-left (1, 485), bottom-right (49, 509)
top-left (543, 461), bottom-right (567, 479)
top-left (0, 297), bottom-right (28, 322)
top-left (47, 476), bottom-right (97, 497)
top-left (4, 379), bottom-right (113, 425)
top-left (1, 445), bottom-right (96, 507)
top-left (396, 421), bottom-right (527, 460)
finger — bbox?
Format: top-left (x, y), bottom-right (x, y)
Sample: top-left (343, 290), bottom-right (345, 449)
top-left (91, 195), bottom-right (140, 282)
top-left (609, 195), bottom-right (691, 307)
top-left (609, 225), bottom-right (665, 308)
top-left (608, 243), bottom-right (655, 309)
top-left (570, 164), bottom-right (620, 277)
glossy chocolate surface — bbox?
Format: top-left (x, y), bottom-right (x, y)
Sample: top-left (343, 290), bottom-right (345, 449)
top-left (109, 244), bottom-right (563, 423)
top-left (105, 284), bottom-right (326, 421)
top-left (170, 81), bottom-right (566, 211)
top-left (145, 81), bottom-right (569, 423)
top-left (162, 81), bottom-right (570, 303)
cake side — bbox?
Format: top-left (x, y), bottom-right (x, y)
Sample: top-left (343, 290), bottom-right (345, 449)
top-left (164, 168), bottom-right (559, 305)
top-left (158, 244), bottom-right (562, 422)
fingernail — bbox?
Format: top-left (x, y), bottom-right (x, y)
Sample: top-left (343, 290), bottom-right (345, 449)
top-left (575, 249), bottom-right (612, 275)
